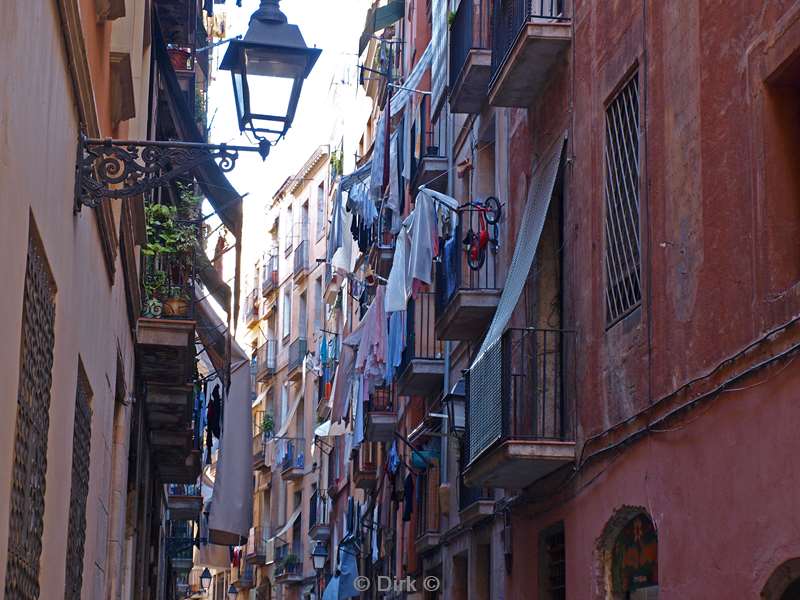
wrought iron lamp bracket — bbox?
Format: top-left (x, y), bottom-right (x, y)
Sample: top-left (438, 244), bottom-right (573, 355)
top-left (74, 135), bottom-right (270, 212)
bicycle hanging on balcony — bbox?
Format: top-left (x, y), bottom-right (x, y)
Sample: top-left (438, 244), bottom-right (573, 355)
top-left (462, 196), bottom-right (501, 271)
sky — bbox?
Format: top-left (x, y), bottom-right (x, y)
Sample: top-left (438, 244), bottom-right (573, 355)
top-left (205, 0), bottom-right (373, 293)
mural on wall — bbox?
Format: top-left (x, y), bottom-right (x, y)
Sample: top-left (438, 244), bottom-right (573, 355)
top-left (612, 514), bottom-right (658, 593)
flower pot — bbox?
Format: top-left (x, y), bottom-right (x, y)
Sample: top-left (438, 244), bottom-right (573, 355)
top-left (168, 48), bottom-right (191, 71)
top-left (162, 296), bottom-right (190, 318)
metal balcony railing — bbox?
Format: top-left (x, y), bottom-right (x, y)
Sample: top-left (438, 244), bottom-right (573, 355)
top-left (256, 339), bottom-right (277, 379)
top-left (466, 327), bottom-right (574, 464)
top-left (458, 477), bottom-right (491, 512)
top-left (308, 490), bottom-right (328, 530)
top-left (140, 205), bottom-right (201, 321)
top-left (415, 462), bottom-right (441, 538)
top-left (274, 544), bottom-right (303, 577)
top-left (167, 483), bottom-right (200, 497)
top-left (293, 239), bottom-right (309, 275)
top-left (245, 288), bottom-right (259, 323)
top-left (166, 536), bottom-right (194, 560)
top-left (450, 0), bottom-right (490, 88)
top-left (262, 255), bottom-right (279, 296)
top-left (279, 439), bottom-right (305, 472)
top-left (490, 0), bottom-right (568, 85)
top-left (288, 338), bottom-right (308, 373)
top-left (435, 207), bottom-right (500, 314)
top-left (367, 386), bottom-right (393, 412)
top-left (399, 292), bottom-right (443, 371)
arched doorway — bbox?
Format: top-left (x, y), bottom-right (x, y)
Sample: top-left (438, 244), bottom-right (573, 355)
top-left (761, 558), bottom-right (800, 599)
top-left (598, 507), bottom-right (659, 600)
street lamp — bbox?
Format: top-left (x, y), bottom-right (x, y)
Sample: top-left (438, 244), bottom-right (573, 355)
top-left (200, 568), bottom-right (212, 592)
top-left (227, 583), bottom-right (238, 600)
top-left (74, 0), bottom-right (320, 210)
top-left (443, 379), bottom-right (466, 437)
top-left (311, 541), bottom-right (328, 571)
top-left (220, 0), bottom-right (321, 153)
top-left (311, 541), bottom-right (328, 600)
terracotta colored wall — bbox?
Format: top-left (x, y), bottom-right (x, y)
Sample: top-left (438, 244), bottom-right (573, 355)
top-left (507, 357), bottom-right (800, 599)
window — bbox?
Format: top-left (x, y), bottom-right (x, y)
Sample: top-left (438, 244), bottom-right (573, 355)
top-left (604, 73), bottom-right (642, 325)
top-left (285, 206), bottom-right (294, 256)
top-left (539, 523), bottom-right (566, 600)
top-left (282, 287), bottom-right (292, 339)
top-left (314, 277), bottom-right (323, 334)
top-left (299, 291), bottom-right (307, 338)
top-left (316, 182), bottom-right (326, 240)
top-left (65, 365), bottom-right (93, 600)
top-left (301, 201), bottom-right (310, 242)
top-left (4, 227), bottom-right (56, 600)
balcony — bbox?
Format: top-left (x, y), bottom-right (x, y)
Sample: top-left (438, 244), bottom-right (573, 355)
top-left (245, 526), bottom-right (268, 565)
top-left (464, 328), bottom-right (575, 489)
top-left (435, 209), bottom-right (501, 341)
top-left (308, 490), bottom-right (331, 541)
top-left (256, 340), bottom-right (277, 382)
top-left (293, 239), bottom-right (309, 279)
top-left (369, 209), bottom-right (396, 280)
top-left (489, 0), bottom-right (571, 107)
top-left (458, 479), bottom-right (493, 527)
top-left (245, 288), bottom-right (260, 326)
top-left (252, 430), bottom-right (269, 472)
top-left (411, 95), bottom-right (448, 193)
top-left (365, 386), bottom-right (397, 442)
top-left (280, 439), bottom-right (305, 481)
top-left (166, 535), bottom-right (194, 572)
top-left (262, 255), bottom-right (279, 297)
top-left (230, 561), bottom-right (255, 591)
top-left (449, 0), bottom-right (492, 113)
top-left (415, 461), bottom-right (441, 554)
top-left (146, 384), bottom-right (200, 483)
top-left (167, 484), bottom-right (203, 521)
top-left (353, 446), bottom-right (378, 490)
top-left (274, 545), bottom-right (304, 585)
top-left (288, 338), bottom-right (308, 380)
top-left (397, 292), bottom-right (445, 396)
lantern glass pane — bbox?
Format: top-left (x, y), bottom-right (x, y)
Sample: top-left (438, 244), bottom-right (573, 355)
top-left (232, 70), bottom-right (246, 127)
top-left (246, 73), bottom-right (294, 120)
top-left (244, 46), bottom-right (307, 79)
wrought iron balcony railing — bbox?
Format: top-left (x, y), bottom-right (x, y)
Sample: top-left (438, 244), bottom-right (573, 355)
top-left (288, 338), bottom-right (308, 373)
top-left (450, 0), bottom-right (490, 88)
top-left (256, 339), bottom-right (277, 380)
top-left (466, 327), bottom-right (574, 465)
top-left (435, 207), bottom-right (500, 314)
top-left (245, 288), bottom-right (259, 323)
top-left (490, 0), bottom-right (568, 86)
top-left (262, 255), bottom-right (279, 296)
top-left (399, 292), bottom-right (443, 370)
top-left (293, 239), bottom-right (309, 276)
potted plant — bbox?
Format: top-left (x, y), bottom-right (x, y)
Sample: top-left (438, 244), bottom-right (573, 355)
top-left (284, 553), bottom-right (300, 572)
top-left (142, 199), bottom-right (197, 318)
top-left (259, 413), bottom-right (275, 438)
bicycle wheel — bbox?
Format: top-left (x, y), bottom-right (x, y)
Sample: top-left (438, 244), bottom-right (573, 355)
top-left (466, 244), bottom-right (486, 271)
top-left (484, 196), bottom-right (501, 224)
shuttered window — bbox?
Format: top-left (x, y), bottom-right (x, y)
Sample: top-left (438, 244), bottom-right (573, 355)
top-left (4, 228), bottom-right (56, 600)
top-left (604, 73), bottom-right (642, 325)
top-left (64, 366), bottom-right (93, 600)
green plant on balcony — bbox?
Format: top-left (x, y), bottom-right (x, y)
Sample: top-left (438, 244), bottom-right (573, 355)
top-left (284, 553), bottom-right (300, 568)
top-left (141, 190), bottom-right (199, 318)
top-left (447, 10), bottom-right (457, 28)
top-left (259, 412), bottom-right (275, 437)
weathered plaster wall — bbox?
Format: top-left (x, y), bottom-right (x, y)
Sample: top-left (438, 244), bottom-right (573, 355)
top-left (0, 1), bottom-right (147, 598)
top-left (508, 355), bottom-right (800, 599)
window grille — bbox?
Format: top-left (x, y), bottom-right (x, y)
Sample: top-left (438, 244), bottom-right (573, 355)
top-left (64, 367), bottom-right (93, 600)
top-left (604, 73), bottom-right (642, 325)
top-left (541, 524), bottom-right (566, 600)
top-left (4, 232), bottom-right (56, 600)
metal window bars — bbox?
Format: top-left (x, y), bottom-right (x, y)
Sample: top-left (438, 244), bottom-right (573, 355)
top-left (604, 74), bottom-right (641, 325)
top-left (490, 0), bottom-right (568, 85)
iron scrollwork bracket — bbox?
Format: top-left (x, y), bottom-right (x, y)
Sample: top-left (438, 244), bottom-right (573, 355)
top-left (74, 135), bottom-right (268, 212)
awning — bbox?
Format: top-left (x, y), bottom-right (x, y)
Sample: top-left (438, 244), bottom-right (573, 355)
top-left (359, 0), bottom-right (405, 55)
top-left (195, 244), bottom-right (232, 312)
top-left (208, 356), bottom-right (253, 545)
top-left (154, 14), bottom-right (242, 321)
top-left (314, 420), bottom-right (346, 438)
top-left (471, 135), bottom-right (567, 368)
top-left (153, 17), bottom-right (243, 238)
top-left (194, 291), bottom-right (248, 374)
